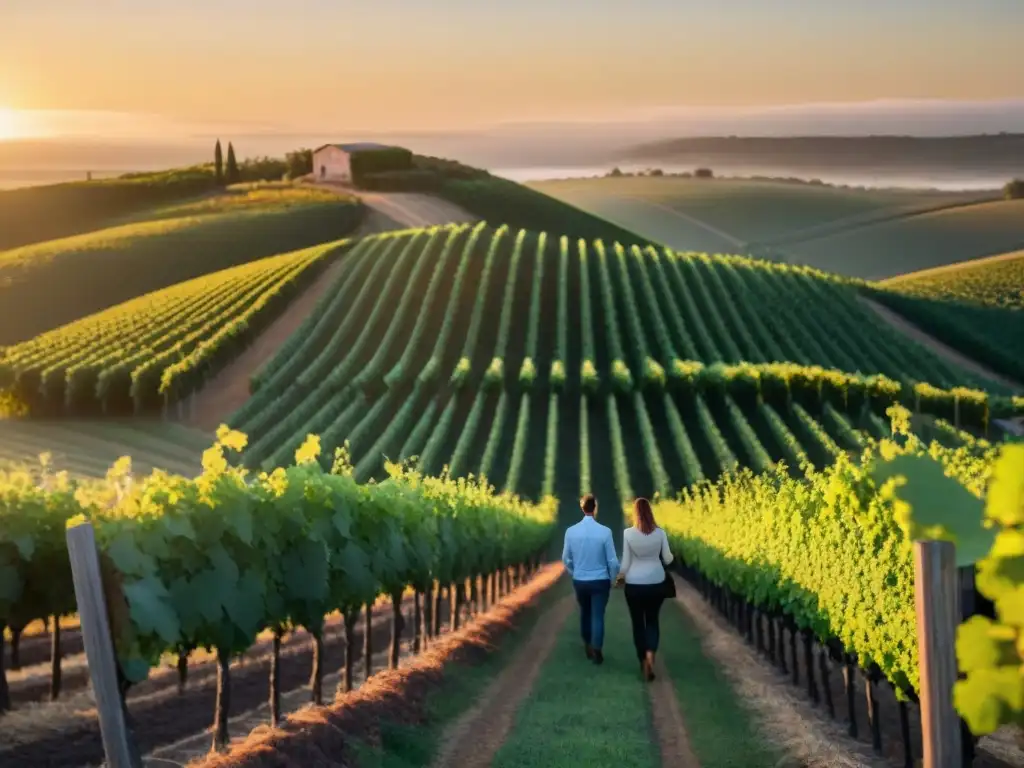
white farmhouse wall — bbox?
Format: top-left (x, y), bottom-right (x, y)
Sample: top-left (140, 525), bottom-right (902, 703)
top-left (313, 146), bottom-right (352, 182)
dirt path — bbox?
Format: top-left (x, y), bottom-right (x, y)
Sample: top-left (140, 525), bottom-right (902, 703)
top-left (858, 295), bottom-right (1022, 391)
top-left (319, 184), bottom-right (478, 229)
top-left (186, 256), bottom-right (349, 431)
top-left (669, 577), bottom-right (882, 768)
top-left (358, 191), bottom-right (478, 228)
top-left (429, 595), bottom-right (573, 768)
top-left (648, 655), bottom-right (702, 768)
top-left (180, 187), bottom-right (476, 430)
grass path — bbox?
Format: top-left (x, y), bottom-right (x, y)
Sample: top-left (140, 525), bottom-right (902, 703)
top-left (492, 586), bottom-right (663, 768)
top-left (660, 585), bottom-right (780, 768)
top-left (488, 581), bottom-right (782, 768)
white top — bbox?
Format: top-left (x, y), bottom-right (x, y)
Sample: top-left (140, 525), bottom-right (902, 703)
top-left (619, 526), bottom-right (674, 585)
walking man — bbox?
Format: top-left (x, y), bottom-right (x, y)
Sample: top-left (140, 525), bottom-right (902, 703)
top-left (562, 494), bottom-right (619, 664)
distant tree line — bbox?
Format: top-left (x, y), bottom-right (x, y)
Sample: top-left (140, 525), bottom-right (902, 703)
top-left (605, 166), bottom-right (715, 179)
top-left (209, 141), bottom-right (314, 186)
top-left (1006, 179), bottom-right (1024, 200)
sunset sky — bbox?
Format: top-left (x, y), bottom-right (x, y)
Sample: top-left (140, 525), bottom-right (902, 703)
top-left (1, 0), bottom-right (1023, 137)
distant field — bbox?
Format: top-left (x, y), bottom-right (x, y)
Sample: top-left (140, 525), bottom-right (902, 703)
top-left (786, 199), bottom-right (1024, 280)
top-left (529, 176), bottom-right (976, 255)
top-left (883, 248), bottom-right (1024, 308)
top-left (0, 186), bottom-right (363, 344)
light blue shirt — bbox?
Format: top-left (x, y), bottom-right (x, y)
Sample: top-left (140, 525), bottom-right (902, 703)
top-left (562, 515), bottom-right (619, 582)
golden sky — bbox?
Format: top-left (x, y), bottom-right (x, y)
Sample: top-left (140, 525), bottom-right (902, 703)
top-left (1, 1), bottom-right (1022, 133)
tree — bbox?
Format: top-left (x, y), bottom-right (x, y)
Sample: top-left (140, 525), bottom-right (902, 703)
top-left (285, 148), bottom-right (313, 180)
top-left (694, 167), bottom-right (714, 179)
top-left (226, 143), bottom-right (240, 184)
top-left (1004, 179), bottom-right (1024, 200)
top-left (214, 140), bottom-right (224, 185)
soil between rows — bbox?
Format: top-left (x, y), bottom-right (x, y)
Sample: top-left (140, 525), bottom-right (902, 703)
top-left (5, 624), bottom-right (85, 671)
top-left (0, 594), bottom-right (455, 768)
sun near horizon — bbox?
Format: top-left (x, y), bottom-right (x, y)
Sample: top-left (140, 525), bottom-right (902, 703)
top-left (0, 107), bottom-right (47, 142)
top-left (0, 108), bottom-right (25, 141)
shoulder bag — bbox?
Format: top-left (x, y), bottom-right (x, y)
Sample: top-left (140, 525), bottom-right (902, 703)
top-left (659, 530), bottom-right (676, 599)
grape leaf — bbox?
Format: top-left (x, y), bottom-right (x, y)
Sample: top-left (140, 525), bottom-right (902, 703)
top-left (871, 453), bottom-right (991, 566)
top-left (956, 616), bottom-right (1018, 672)
top-left (954, 667), bottom-right (1024, 734)
top-left (986, 444), bottom-right (1024, 527)
top-left (122, 577), bottom-right (181, 645)
top-left (106, 532), bottom-right (157, 577)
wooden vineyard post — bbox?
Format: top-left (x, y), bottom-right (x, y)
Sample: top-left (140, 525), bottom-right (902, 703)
top-left (913, 540), bottom-right (962, 767)
top-left (66, 522), bottom-right (141, 768)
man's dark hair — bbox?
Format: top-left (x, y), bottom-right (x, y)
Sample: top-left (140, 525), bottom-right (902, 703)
top-left (580, 494), bottom-right (597, 515)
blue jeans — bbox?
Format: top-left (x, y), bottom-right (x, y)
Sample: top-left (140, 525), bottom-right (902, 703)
top-left (573, 579), bottom-right (611, 650)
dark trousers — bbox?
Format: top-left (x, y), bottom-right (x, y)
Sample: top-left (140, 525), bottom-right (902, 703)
top-left (572, 579), bottom-right (611, 650)
top-left (624, 583), bottom-right (665, 660)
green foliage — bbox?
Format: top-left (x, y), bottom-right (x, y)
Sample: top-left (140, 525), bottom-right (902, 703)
top-left (580, 359), bottom-right (599, 394)
top-left (1004, 179), bottom-right (1024, 200)
top-left (611, 359), bottom-right (634, 394)
top-left (867, 287), bottom-right (1024, 384)
top-left (541, 393), bottom-right (559, 497)
top-left (0, 242), bottom-right (345, 416)
top-left (550, 360), bottom-right (566, 392)
top-left (503, 393), bottom-right (531, 493)
top-left (642, 357), bottom-right (666, 391)
top-left (0, 166), bottom-right (218, 253)
top-left (653, 423), bottom-right (999, 697)
top-left (450, 357), bottom-right (471, 389)
top-left (436, 174), bottom-right (655, 246)
top-left (0, 189), bottom-right (363, 346)
top-left (4, 426), bottom-right (555, 680)
top-left (874, 443), bottom-right (1023, 733)
top-left (519, 358), bottom-right (537, 390)
top-left (483, 357), bottom-right (505, 391)
top-left (350, 147), bottom-right (414, 184)
top-left (579, 396), bottom-right (592, 496)
top-left (285, 148), bottom-right (313, 180)
top-left (884, 250), bottom-right (1024, 309)
top-left (214, 140), bottom-right (224, 185)
top-left (225, 143), bottom-right (240, 185)
top-left (384, 225), bottom-right (470, 388)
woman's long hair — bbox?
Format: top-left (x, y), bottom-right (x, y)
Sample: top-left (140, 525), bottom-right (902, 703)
top-left (634, 497), bottom-right (656, 535)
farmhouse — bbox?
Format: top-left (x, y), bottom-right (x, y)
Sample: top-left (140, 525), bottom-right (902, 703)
top-left (312, 142), bottom-right (412, 183)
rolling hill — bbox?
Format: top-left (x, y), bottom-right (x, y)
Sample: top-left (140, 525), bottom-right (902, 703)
top-left (784, 198), bottom-right (1024, 279)
top-left (0, 184), bottom-right (362, 344)
top-left (213, 224), bottom-right (1013, 541)
top-left (530, 175), bottom-right (1024, 280)
top-left (0, 240), bottom-right (351, 417)
top-left (2, 176), bottom-right (1021, 768)
top-left (883, 247), bottom-right (1024, 308)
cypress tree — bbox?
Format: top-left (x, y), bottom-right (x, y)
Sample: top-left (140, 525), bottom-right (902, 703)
top-left (214, 139), bottom-right (224, 184)
top-left (226, 142), bottom-right (239, 184)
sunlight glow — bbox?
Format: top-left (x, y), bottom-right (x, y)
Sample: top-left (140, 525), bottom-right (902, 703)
top-left (0, 108), bottom-right (30, 140)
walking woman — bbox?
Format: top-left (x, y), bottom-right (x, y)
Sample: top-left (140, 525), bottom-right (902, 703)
top-left (616, 497), bottom-right (674, 681)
